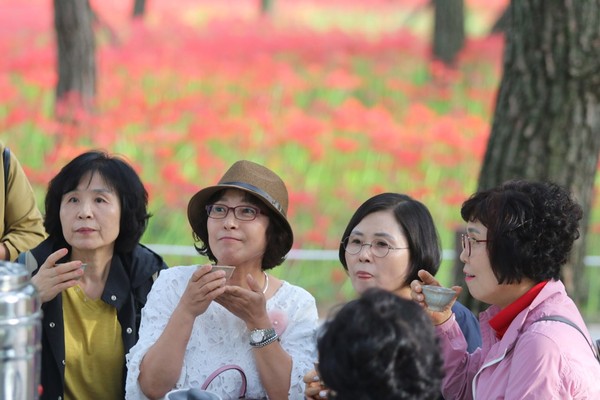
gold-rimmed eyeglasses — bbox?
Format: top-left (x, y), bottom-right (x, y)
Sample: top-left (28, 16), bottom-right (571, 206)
top-left (461, 233), bottom-right (489, 257)
top-left (342, 237), bottom-right (408, 258)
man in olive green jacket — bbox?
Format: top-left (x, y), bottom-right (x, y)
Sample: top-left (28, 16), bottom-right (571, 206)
top-left (1, 142), bottom-right (46, 261)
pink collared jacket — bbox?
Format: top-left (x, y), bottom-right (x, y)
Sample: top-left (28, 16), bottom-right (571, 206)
top-left (437, 279), bottom-right (600, 400)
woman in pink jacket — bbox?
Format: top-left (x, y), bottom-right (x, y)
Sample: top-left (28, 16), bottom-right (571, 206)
top-left (411, 180), bottom-right (600, 399)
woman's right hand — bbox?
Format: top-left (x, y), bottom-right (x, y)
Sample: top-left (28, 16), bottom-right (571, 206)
top-left (303, 369), bottom-right (328, 399)
top-left (30, 248), bottom-right (84, 303)
top-left (176, 264), bottom-right (227, 319)
top-left (410, 269), bottom-right (460, 326)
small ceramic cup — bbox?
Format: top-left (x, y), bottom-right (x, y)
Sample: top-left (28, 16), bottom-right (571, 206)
top-left (421, 285), bottom-right (456, 312)
top-left (165, 388), bottom-right (222, 400)
top-left (211, 265), bottom-right (236, 281)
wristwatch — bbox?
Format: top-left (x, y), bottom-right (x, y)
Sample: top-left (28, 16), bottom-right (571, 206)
top-left (249, 328), bottom-right (279, 348)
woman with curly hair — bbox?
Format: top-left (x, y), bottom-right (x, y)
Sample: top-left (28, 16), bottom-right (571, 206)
top-left (317, 288), bottom-right (444, 400)
top-left (411, 180), bottom-right (600, 399)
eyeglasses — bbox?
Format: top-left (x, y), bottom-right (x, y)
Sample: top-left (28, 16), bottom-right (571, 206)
top-left (461, 234), bottom-right (489, 257)
top-left (205, 204), bottom-right (261, 221)
top-left (342, 237), bottom-right (408, 258)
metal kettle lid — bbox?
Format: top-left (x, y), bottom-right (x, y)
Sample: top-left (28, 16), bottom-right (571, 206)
top-left (0, 261), bottom-right (29, 291)
top-left (0, 261), bottom-right (40, 320)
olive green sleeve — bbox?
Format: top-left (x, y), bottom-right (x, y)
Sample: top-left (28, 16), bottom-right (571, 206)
top-left (1, 146), bottom-right (46, 261)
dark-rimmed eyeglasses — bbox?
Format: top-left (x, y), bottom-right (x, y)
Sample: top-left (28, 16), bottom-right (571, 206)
top-left (342, 237), bottom-right (408, 258)
top-left (205, 204), bottom-right (261, 221)
top-left (461, 233), bottom-right (489, 257)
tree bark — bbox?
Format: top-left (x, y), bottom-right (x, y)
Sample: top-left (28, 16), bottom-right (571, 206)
top-left (54, 0), bottom-right (96, 113)
top-left (133, 0), bottom-right (146, 18)
top-left (260, 0), bottom-right (274, 15)
top-left (471, 0), bottom-right (600, 312)
top-left (490, 5), bottom-right (510, 35)
top-left (432, 0), bottom-right (465, 66)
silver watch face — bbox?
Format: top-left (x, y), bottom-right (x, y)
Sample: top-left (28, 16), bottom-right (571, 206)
top-left (251, 330), bottom-right (265, 343)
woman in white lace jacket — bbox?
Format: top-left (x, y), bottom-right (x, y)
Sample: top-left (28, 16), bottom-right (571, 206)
top-left (126, 161), bottom-right (319, 400)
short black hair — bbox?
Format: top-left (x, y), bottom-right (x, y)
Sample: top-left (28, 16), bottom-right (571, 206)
top-left (192, 189), bottom-right (290, 270)
top-left (318, 288), bottom-right (444, 400)
top-left (460, 180), bottom-right (582, 283)
top-left (44, 150), bottom-right (150, 253)
top-left (339, 193), bottom-right (441, 286)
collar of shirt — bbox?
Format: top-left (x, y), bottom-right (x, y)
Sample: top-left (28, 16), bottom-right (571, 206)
top-left (489, 280), bottom-right (549, 339)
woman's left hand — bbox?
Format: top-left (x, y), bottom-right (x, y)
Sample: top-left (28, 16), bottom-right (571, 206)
top-left (303, 369), bottom-right (328, 399)
top-left (216, 273), bottom-right (269, 327)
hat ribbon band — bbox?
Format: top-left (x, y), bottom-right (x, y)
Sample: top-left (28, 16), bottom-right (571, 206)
top-left (221, 181), bottom-right (284, 214)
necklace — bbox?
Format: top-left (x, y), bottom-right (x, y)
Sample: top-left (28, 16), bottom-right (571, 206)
top-left (262, 271), bottom-right (269, 294)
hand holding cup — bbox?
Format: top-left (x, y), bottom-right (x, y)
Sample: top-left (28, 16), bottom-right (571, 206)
top-left (210, 265), bottom-right (236, 282)
top-left (421, 285), bottom-right (456, 312)
top-left (303, 362), bottom-right (333, 399)
top-left (411, 269), bottom-right (462, 325)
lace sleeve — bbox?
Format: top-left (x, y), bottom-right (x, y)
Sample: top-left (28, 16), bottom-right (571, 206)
top-left (125, 266), bottom-right (194, 400)
top-left (273, 283), bottom-right (319, 399)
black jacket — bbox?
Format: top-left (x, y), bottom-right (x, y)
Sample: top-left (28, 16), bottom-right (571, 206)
top-left (21, 238), bottom-right (167, 400)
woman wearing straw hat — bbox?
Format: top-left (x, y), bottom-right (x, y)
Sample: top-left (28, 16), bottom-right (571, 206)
top-left (126, 160), bottom-right (319, 400)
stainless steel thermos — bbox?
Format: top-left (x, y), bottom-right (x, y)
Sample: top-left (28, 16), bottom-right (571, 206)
top-left (0, 261), bottom-right (42, 400)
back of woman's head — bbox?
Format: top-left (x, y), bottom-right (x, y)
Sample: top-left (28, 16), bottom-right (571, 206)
top-left (460, 180), bottom-right (582, 283)
top-left (44, 150), bottom-right (150, 253)
top-left (339, 193), bottom-right (441, 285)
top-left (317, 288), bottom-right (443, 400)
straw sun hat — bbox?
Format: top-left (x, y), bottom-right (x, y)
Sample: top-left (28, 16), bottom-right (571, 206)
top-left (187, 160), bottom-right (293, 253)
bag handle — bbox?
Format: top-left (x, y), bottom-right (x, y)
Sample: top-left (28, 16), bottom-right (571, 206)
top-left (3, 146), bottom-right (10, 199)
top-left (201, 364), bottom-right (247, 399)
top-left (534, 315), bottom-right (600, 362)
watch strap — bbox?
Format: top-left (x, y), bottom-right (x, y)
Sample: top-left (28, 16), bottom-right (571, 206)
top-left (249, 328), bottom-right (279, 348)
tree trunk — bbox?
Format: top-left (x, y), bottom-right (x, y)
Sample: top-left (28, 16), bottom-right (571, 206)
top-left (490, 5), bottom-right (510, 35)
top-left (432, 0), bottom-right (465, 66)
top-left (133, 0), bottom-right (146, 18)
top-left (260, 0), bottom-right (274, 15)
top-left (472, 0), bottom-right (600, 312)
top-left (54, 0), bottom-right (96, 114)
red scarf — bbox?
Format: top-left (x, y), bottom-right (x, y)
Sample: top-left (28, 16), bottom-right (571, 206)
top-left (489, 280), bottom-right (549, 339)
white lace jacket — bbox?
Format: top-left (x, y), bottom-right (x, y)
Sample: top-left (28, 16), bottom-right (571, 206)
top-left (125, 265), bottom-right (319, 400)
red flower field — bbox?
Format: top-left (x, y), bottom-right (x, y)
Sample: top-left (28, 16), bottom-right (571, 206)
top-left (4, 0), bottom-right (599, 316)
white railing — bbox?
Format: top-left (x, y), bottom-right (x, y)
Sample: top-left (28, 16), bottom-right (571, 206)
top-left (146, 245), bottom-right (600, 266)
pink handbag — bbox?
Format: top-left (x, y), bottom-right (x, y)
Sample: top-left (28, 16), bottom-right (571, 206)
top-left (201, 364), bottom-right (247, 399)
